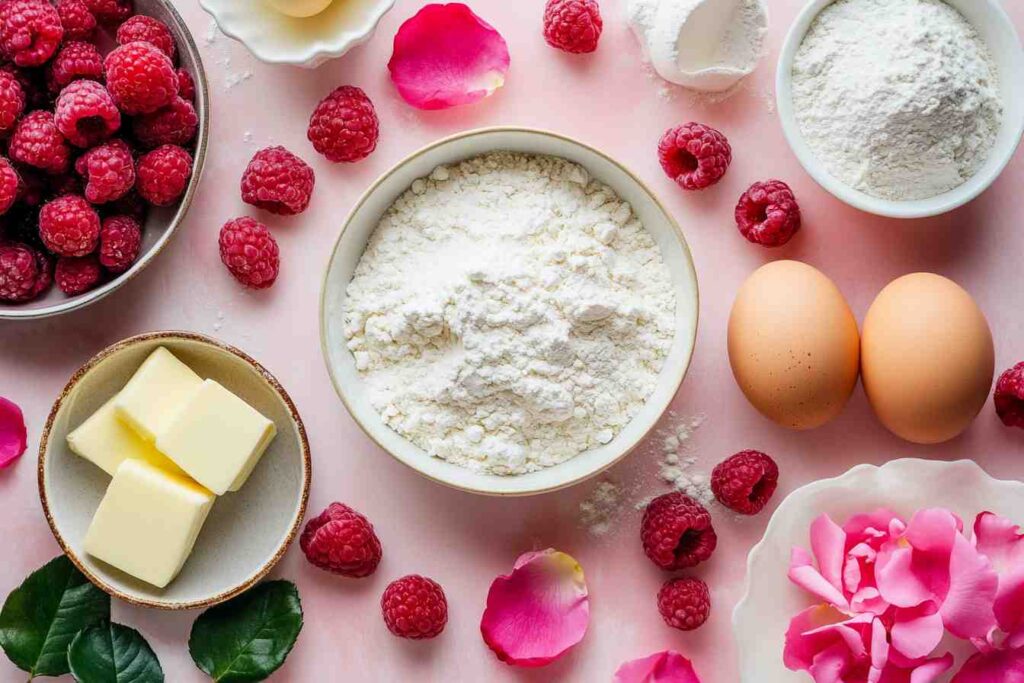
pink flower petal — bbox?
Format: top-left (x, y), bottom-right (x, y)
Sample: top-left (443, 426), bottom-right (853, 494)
top-left (789, 547), bottom-right (850, 609)
top-left (388, 3), bottom-right (510, 110)
top-left (877, 545), bottom-right (933, 607)
top-left (951, 647), bottom-right (1024, 683)
top-left (940, 533), bottom-right (998, 640)
top-left (905, 653), bottom-right (955, 683)
top-left (812, 514), bottom-right (847, 594)
top-left (480, 549), bottom-right (589, 667)
top-left (994, 573), bottom-right (1024, 639)
top-left (890, 603), bottom-right (945, 660)
top-left (974, 512), bottom-right (1024, 574)
top-left (613, 651), bottom-right (702, 683)
top-left (0, 397), bottom-right (27, 468)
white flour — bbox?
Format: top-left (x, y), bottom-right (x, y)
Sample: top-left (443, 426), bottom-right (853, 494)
top-left (344, 152), bottom-right (676, 475)
top-left (792, 0), bottom-right (1001, 201)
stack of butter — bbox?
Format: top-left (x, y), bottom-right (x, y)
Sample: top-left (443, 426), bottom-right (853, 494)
top-left (67, 347), bottom-right (277, 588)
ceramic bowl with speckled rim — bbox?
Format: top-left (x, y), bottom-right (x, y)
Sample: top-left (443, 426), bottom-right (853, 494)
top-left (39, 332), bottom-right (311, 610)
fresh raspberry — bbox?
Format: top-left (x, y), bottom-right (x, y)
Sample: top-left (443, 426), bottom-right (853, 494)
top-left (46, 41), bottom-right (104, 94)
top-left (641, 492), bottom-right (717, 570)
top-left (735, 180), bottom-right (801, 247)
top-left (0, 242), bottom-right (38, 301)
top-left (97, 214), bottom-right (140, 273)
top-left (711, 450), bottom-right (779, 515)
top-left (116, 15), bottom-right (176, 61)
top-left (381, 575), bottom-right (447, 640)
top-left (131, 96), bottom-right (197, 148)
top-left (994, 363), bottom-right (1024, 429)
top-left (658, 122), bottom-right (732, 191)
top-left (75, 138), bottom-right (134, 203)
top-left (0, 157), bottom-right (19, 214)
top-left (55, 253), bottom-right (101, 294)
top-left (55, 80), bottom-right (121, 148)
top-left (56, 0), bottom-right (97, 42)
top-left (104, 41), bottom-right (178, 115)
top-left (241, 146), bottom-right (314, 216)
top-left (218, 217), bottom-right (278, 289)
top-left (300, 502), bottom-right (382, 577)
top-left (542, 0), bottom-right (602, 54)
top-left (0, 0), bottom-right (64, 67)
top-left (307, 85), bottom-right (378, 163)
top-left (175, 68), bottom-right (194, 101)
top-left (103, 189), bottom-right (146, 222)
top-left (657, 577), bottom-right (711, 631)
top-left (136, 144), bottom-right (191, 206)
top-left (27, 245), bottom-right (52, 297)
top-left (0, 69), bottom-right (26, 135)
top-left (9, 111), bottom-right (70, 174)
top-left (39, 194), bottom-right (100, 256)
top-left (83, 0), bottom-right (132, 25)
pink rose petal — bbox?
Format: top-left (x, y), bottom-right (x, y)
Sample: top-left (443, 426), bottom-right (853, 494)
top-left (951, 647), bottom-right (1024, 683)
top-left (812, 514), bottom-right (847, 594)
top-left (0, 397), bottom-right (27, 468)
top-left (940, 533), bottom-right (998, 639)
top-left (789, 547), bottom-right (850, 609)
top-left (890, 603), bottom-right (945, 660)
top-left (613, 651), bottom-right (702, 683)
top-left (388, 3), bottom-right (510, 110)
top-left (480, 549), bottom-right (589, 667)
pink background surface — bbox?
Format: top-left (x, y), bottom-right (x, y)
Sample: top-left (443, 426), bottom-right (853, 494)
top-left (2, 0), bottom-right (1024, 680)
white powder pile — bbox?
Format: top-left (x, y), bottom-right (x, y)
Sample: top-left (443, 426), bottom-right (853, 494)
top-left (792, 0), bottom-right (1002, 201)
top-left (344, 152), bottom-right (676, 475)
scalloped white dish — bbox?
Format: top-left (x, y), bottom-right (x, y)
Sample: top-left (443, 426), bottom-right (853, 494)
top-left (733, 458), bottom-right (1024, 683)
top-left (199, 0), bottom-right (395, 68)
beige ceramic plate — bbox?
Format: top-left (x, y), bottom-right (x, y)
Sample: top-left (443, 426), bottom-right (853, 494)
top-left (39, 332), bottom-right (311, 610)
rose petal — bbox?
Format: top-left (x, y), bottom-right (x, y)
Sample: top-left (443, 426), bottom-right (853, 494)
top-left (0, 397), bottom-right (27, 468)
top-left (940, 533), bottom-right (998, 639)
top-left (480, 548), bottom-right (589, 667)
top-left (388, 3), bottom-right (510, 110)
top-left (613, 651), bottom-right (702, 683)
top-left (890, 603), bottom-right (945, 660)
top-left (789, 547), bottom-right (850, 609)
top-left (811, 514), bottom-right (847, 594)
top-left (974, 512), bottom-right (1024, 574)
top-left (951, 647), bottom-right (1024, 683)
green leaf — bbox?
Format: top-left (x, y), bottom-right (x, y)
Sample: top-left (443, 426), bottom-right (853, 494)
top-left (68, 621), bottom-right (163, 683)
top-left (0, 555), bottom-right (110, 678)
top-left (188, 580), bottom-right (303, 682)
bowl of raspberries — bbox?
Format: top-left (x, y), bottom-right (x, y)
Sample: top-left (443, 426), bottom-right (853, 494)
top-left (0, 0), bottom-right (207, 319)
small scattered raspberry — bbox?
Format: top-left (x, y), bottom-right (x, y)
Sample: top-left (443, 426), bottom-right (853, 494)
top-left (307, 85), bottom-right (378, 163)
top-left (300, 502), bottom-right (382, 577)
top-left (9, 111), bottom-right (71, 174)
top-left (131, 96), bottom-right (197, 148)
top-left (55, 79), bottom-right (121, 148)
top-left (83, 0), bottom-right (132, 25)
top-left (658, 122), bottom-right (732, 190)
top-left (381, 575), bottom-right (447, 640)
top-left (176, 68), bottom-right (195, 101)
top-left (116, 15), bottom-right (176, 61)
top-left (657, 577), bottom-right (711, 631)
top-left (542, 0), bottom-right (602, 54)
top-left (75, 138), bottom-right (135, 204)
top-left (55, 253), bottom-right (101, 294)
top-left (994, 363), bottom-right (1024, 429)
top-left (136, 144), bottom-right (191, 206)
top-left (0, 157), bottom-right (20, 215)
top-left (97, 214), bottom-right (140, 273)
top-left (0, 69), bottom-right (26, 135)
top-left (0, 0), bottom-right (64, 67)
top-left (28, 245), bottom-right (52, 297)
top-left (641, 492), bottom-right (717, 570)
top-left (56, 0), bottom-right (97, 42)
top-left (0, 242), bottom-right (38, 301)
top-left (711, 450), bottom-right (779, 515)
top-left (218, 217), bottom-right (279, 289)
top-left (241, 146), bottom-right (315, 216)
top-left (735, 180), bottom-right (801, 247)
top-left (46, 40), bottom-right (104, 94)
top-left (104, 41), bottom-right (178, 115)
top-left (39, 194), bottom-right (100, 256)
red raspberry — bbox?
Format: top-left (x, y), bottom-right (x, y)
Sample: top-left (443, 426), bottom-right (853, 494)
top-left (994, 363), bottom-right (1024, 429)
top-left (658, 122), bottom-right (732, 191)
top-left (55, 80), bottom-right (121, 148)
top-left (657, 577), bottom-right (711, 631)
top-left (75, 138), bottom-right (135, 204)
top-left (46, 41), bottom-right (104, 94)
top-left (131, 96), bottom-right (197, 148)
top-left (381, 575), bottom-right (447, 640)
top-left (83, 0), bottom-right (132, 25)
top-left (9, 111), bottom-right (71, 174)
top-left (55, 253), bottom-right (101, 294)
top-left (307, 85), bottom-right (378, 163)
top-left (0, 69), bottom-right (26, 135)
top-left (218, 216), bottom-right (278, 289)
top-left (641, 492), bottom-right (717, 570)
top-left (116, 15), bottom-right (176, 61)
top-left (241, 146), bottom-right (314, 216)
top-left (27, 245), bottom-right (52, 297)
top-left (0, 242), bottom-right (38, 301)
top-left (97, 214), bottom-right (140, 273)
top-left (300, 502), bottom-right (382, 577)
top-left (176, 68), bottom-right (195, 102)
top-left (710, 450), bottom-right (779, 515)
top-left (39, 194), bottom-right (100, 256)
top-left (735, 180), bottom-right (801, 247)
top-left (56, 0), bottom-right (97, 42)
top-left (0, 157), bottom-right (19, 215)
top-left (136, 144), bottom-right (191, 206)
top-left (0, 0), bottom-right (64, 67)
top-left (542, 0), bottom-right (602, 54)
top-left (104, 41), bottom-right (178, 115)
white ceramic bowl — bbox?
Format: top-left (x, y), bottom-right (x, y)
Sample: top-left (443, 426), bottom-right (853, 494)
top-left (776, 0), bottom-right (1024, 218)
top-left (39, 332), bottom-right (311, 610)
top-left (199, 0), bottom-right (395, 68)
top-left (733, 458), bottom-right (1024, 682)
top-left (320, 127), bottom-right (699, 496)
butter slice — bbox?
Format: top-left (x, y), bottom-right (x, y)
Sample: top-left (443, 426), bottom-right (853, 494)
top-left (67, 397), bottom-right (185, 477)
top-left (114, 347), bottom-right (203, 442)
top-left (156, 379), bottom-right (276, 495)
top-left (84, 459), bottom-right (214, 588)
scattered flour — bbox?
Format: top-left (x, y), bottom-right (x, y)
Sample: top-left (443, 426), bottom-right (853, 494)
top-left (635, 412), bottom-right (711, 509)
top-left (579, 480), bottom-right (625, 536)
top-left (202, 20), bottom-right (256, 93)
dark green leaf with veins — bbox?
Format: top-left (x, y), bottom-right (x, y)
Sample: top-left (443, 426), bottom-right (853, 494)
top-left (68, 621), bottom-right (164, 683)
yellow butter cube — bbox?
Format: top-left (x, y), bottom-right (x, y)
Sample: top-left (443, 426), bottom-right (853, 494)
top-left (114, 347), bottom-right (203, 442)
top-left (156, 379), bottom-right (276, 495)
top-left (84, 459), bottom-right (215, 588)
top-left (67, 397), bottom-right (185, 477)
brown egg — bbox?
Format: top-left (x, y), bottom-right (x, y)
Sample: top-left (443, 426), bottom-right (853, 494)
top-left (861, 273), bottom-right (994, 444)
top-left (728, 260), bottom-right (860, 430)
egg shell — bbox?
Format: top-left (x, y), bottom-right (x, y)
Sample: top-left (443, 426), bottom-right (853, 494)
top-left (861, 273), bottom-right (994, 445)
top-left (728, 260), bottom-right (860, 430)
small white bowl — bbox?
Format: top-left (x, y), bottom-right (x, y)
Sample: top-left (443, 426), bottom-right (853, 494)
top-left (776, 0), bottom-right (1024, 218)
top-left (319, 127), bottom-right (700, 497)
top-left (199, 0), bottom-right (395, 68)
top-left (733, 458), bottom-right (1024, 683)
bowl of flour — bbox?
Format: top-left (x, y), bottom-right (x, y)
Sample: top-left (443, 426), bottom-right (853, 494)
top-left (776, 0), bottom-right (1024, 218)
top-left (320, 128), bottom-right (699, 496)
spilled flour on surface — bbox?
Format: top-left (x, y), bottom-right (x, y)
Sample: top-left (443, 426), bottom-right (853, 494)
top-left (579, 480), bottom-right (626, 536)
